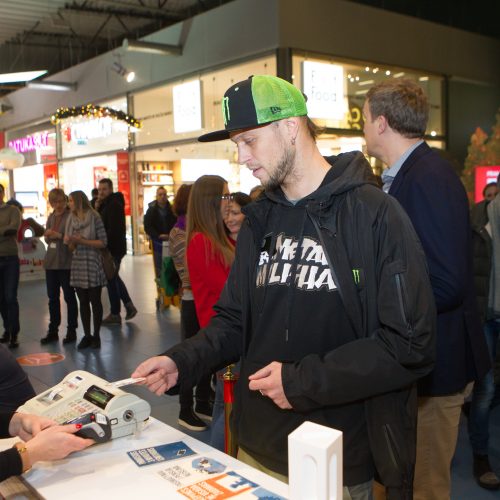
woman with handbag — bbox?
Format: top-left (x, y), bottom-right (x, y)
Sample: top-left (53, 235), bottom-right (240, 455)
top-left (64, 191), bottom-right (107, 349)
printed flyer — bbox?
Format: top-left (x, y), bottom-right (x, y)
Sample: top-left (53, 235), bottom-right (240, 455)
top-left (157, 455), bottom-right (286, 499)
top-left (127, 441), bottom-right (196, 467)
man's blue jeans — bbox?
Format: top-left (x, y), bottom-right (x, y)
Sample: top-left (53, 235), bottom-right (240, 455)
top-left (0, 256), bottom-right (20, 336)
top-left (106, 256), bottom-right (132, 315)
top-left (468, 318), bottom-right (500, 454)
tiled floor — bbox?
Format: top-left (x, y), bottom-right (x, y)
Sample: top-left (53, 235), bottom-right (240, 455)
top-left (11, 255), bottom-right (500, 498)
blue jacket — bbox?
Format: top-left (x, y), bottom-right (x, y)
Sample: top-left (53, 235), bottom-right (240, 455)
top-left (389, 142), bottom-right (489, 395)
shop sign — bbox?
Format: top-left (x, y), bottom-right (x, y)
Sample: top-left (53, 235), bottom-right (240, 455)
top-left (302, 61), bottom-right (345, 120)
top-left (117, 152), bottom-right (131, 216)
top-left (475, 165), bottom-right (500, 203)
top-left (8, 132), bottom-right (49, 154)
top-left (62, 117), bottom-right (115, 145)
top-left (173, 80), bottom-right (203, 133)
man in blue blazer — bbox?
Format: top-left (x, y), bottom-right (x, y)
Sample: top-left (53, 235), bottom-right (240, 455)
top-left (363, 79), bottom-right (490, 500)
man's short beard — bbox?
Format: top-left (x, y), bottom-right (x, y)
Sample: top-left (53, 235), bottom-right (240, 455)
top-left (262, 145), bottom-right (296, 191)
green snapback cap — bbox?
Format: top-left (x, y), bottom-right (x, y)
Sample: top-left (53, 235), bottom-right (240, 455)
top-left (198, 75), bottom-right (308, 142)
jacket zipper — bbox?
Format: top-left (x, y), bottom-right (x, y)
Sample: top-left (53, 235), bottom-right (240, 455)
top-left (395, 273), bottom-right (414, 354)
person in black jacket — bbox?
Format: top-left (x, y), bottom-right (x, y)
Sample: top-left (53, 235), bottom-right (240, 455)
top-left (132, 75), bottom-right (436, 500)
top-left (0, 410), bottom-right (92, 481)
top-left (97, 178), bottom-right (137, 325)
top-left (144, 186), bottom-right (177, 279)
top-left (0, 344), bottom-right (35, 411)
top-left (363, 79), bottom-right (490, 500)
top-left (467, 190), bottom-right (500, 489)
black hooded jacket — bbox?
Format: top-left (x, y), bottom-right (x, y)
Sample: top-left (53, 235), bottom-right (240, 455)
top-left (144, 200), bottom-right (176, 241)
top-left (165, 152), bottom-right (435, 496)
top-left (97, 192), bottom-right (127, 259)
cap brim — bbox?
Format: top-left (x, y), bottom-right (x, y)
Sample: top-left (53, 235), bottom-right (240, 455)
top-left (198, 129), bottom-right (230, 142)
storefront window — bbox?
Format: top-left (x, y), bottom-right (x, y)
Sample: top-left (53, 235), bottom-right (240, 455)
top-left (133, 55), bottom-right (276, 149)
top-left (291, 53), bottom-right (444, 137)
top-left (132, 55), bottom-right (274, 254)
top-left (59, 98), bottom-right (129, 160)
top-left (6, 124), bottom-right (57, 224)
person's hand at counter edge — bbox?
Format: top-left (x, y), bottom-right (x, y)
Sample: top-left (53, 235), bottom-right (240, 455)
top-left (131, 355), bottom-right (179, 396)
top-left (24, 424), bottom-right (94, 469)
top-left (8, 413), bottom-right (57, 441)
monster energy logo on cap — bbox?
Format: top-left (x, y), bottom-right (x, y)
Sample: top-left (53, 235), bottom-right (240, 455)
top-left (198, 75), bottom-right (308, 142)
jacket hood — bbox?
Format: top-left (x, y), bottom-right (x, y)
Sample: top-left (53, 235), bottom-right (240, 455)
top-left (244, 151), bottom-right (376, 227)
top-left (101, 191), bottom-right (125, 208)
top-left (266, 151), bottom-right (376, 205)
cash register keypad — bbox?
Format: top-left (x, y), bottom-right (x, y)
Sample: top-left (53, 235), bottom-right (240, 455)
top-left (53, 399), bottom-right (97, 423)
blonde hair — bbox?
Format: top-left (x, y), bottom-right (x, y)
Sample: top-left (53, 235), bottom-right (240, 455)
top-left (186, 175), bottom-right (234, 267)
top-left (69, 190), bottom-right (94, 218)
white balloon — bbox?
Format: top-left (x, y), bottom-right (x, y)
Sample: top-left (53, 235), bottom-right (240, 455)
top-left (0, 147), bottom-right (25, 169)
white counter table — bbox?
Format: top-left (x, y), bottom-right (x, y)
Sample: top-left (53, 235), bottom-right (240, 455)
top-left (0, 417), bottom-right (288, 499)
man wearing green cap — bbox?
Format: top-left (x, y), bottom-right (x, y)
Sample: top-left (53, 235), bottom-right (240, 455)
top-left (132, 75), bottom-right (436, 499)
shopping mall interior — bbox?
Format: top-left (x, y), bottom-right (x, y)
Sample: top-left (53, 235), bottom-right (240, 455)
top-left (0, 0), bottom-right (499, 498)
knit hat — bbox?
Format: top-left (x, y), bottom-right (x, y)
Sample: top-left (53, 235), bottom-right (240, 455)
top-left (198, 75), bottom-right (307, 142)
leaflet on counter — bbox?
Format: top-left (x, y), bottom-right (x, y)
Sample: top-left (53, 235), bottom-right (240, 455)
top-left (157, 454), bottom-right (286, 499)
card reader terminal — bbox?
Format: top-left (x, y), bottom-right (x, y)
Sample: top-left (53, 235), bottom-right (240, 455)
top-left (65, 412), bottom-right (112, 443)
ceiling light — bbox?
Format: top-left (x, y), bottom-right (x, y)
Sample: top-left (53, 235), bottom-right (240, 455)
top-left (393, 72), bottom-right (405, 78)
top-left (122, 38), bottom-right (182, 56)
top-left (112, 62), bottom-right (135, 83)
top-left (385, 70), bottom-right (391, 76)
top-left (358, 79), bottom-right (375, 86)
top-left (0, 70), bottom-right (47, 84)
top-left (419, 76), bottom-right (429, 81)
top-left (27, 81), bottom-right (77, 91)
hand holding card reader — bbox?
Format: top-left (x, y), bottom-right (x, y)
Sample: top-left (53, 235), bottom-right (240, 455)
top-left (17, 371), bottom-right (151, 441)
top-left (66, 412), bottom-right (112, 443)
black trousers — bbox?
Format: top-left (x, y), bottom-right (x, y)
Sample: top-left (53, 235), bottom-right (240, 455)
top-left (178, 299), bottom-right (212, 410)
top-left (75, 286), bottom-right (103, 338)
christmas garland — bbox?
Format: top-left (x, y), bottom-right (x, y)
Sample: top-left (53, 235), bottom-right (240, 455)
top-left (50, 103), bottom-right (142, 129)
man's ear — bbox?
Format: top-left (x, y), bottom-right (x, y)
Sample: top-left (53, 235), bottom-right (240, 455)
top-left (377, 115), bottom-right (388, 134)
top-left (283, 117), bottom-right (300, 142)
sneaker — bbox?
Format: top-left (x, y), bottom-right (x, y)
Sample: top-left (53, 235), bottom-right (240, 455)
top-left (63, 330), bottom-right (77, 344)
top-left (0, 332), bottom-right (9, 344)
top-left (102, 314), bottom-right (122, 325)
top-left (91, 337), bottom-right (101, 349)
top-left (474, 454), bottom-right (500, 490)
top-left (195, 401), bottom-right (213, 422)
top-left (125, 302), bottom-right (138, 320)
top-left (40, 331), bottom-right (59, 344)
top-left (9, 336), bottom-right (19, 348)
top-left (77, 336), bottom-right (92, 349)
top-left (178, 409), bottom-right (207, 431)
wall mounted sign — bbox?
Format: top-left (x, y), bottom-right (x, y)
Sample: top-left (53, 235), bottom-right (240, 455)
top-left (173, 80), bottom-right (203, 133)
top-left (302, 61), bottom-right (345, 120)
top-left (8, 132), bottom-right (49, 153)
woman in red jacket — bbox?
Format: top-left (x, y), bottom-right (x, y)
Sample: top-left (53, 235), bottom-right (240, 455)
top-left (186, 175), bottom-right (234, 441)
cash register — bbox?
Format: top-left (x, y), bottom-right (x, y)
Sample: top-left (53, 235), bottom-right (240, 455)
top-left (17, 370), bottom-right (151, 441)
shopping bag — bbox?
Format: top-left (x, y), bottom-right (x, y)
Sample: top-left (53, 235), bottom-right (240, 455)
top-left (160, 256), bottom-right (180, 296)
